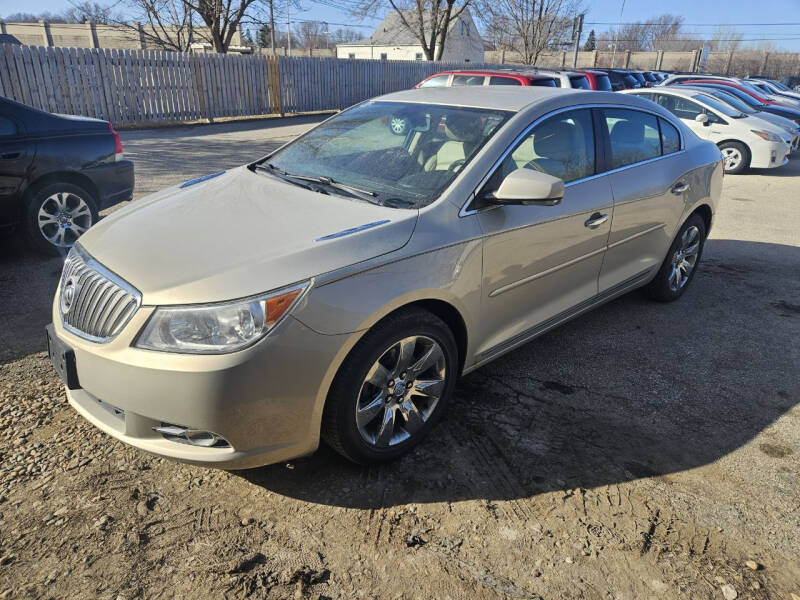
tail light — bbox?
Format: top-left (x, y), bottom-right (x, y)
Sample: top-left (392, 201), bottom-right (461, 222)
top-left (108, 122), bottom-right (123, 161)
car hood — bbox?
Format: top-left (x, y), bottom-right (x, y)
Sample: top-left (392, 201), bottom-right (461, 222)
top-left (78, 167), bottom-right (418, 305)
top-left (742, 115), bottom-right (793, 141)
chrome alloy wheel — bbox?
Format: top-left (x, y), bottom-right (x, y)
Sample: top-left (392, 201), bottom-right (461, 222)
top-left (721, 147), bottom-right (743, 171)
top-left (668, 226), bottom-right (701, 292)
top-left (355, 335), bottom-right (446, 448)
top-left (37, 192), bottom-right (92, 248)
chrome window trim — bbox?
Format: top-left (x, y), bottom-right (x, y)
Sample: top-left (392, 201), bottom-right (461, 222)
top-left (459, 103), bottom-right (686, 218)
top-left (59, 244), bottom-right (143, 344)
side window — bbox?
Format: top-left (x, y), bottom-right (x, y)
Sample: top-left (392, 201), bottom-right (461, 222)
top-left (419, 75), bottom-right (450, 88)
top-left (660, 119), bottom-right (681, 154)
top-left (670, 98), bottom-right (705, 120)
top-left (485, 109), bottom-right (595, 191)
top-left (604, 108), bottom-right (661, 169)
top-left (452, 75), bottom-right (485, 86)
top-left (0, 116), bottom-right (16, 137)
top-left (489, 76), bottom-right (521, 86)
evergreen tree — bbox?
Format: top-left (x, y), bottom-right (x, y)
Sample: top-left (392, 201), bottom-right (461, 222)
top-left (583, 29), bottom-right (596, 51)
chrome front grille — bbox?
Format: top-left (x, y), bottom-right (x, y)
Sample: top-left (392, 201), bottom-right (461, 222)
top-left (59, 245), bottom-right (141, 342)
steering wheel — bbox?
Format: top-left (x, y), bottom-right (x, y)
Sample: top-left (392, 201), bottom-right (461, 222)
top-left (448, 158), bottom-right (466, 173)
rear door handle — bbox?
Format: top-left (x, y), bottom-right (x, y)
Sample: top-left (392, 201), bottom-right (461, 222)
top-left (671, 182), bottom-right (690, 194)
top-left (584, 212), bottom-right (608, 229)
top-left (0, 152), bottom-right (21, 160)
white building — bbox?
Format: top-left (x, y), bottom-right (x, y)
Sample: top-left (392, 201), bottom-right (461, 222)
top-left (336, 9), bottom-right (483, 63)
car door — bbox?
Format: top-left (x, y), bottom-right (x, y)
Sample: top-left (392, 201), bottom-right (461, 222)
top-left (473, 108), bottom-right (614, 359)
top-left (598, 107), bottom-right (689, 292)
top-left (0, 112), bottom-right (33, 228)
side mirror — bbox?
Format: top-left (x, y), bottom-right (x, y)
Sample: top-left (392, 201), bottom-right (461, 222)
top-left (483, 168), bottom-right (564, 207)
top-left (695, 113), bottom-right (710, 126)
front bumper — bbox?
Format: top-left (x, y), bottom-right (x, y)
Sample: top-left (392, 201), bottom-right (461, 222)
top-left (750, 139), bottom-right (791, 169)
top-left (51, 306), bottom-right (352, 469)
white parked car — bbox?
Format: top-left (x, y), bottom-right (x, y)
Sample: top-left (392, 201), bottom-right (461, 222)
top-left (678, 85), bottom-right (800, 151)
top-left (623, 87), bottom-right (792, 174)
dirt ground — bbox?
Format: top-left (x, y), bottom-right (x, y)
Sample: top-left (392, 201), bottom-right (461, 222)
top-left (1, 117), bottom-right (799, 600)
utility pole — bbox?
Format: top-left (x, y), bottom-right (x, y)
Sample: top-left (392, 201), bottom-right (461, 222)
top-left (286, 0), bottom-right (291, 55)
top-left (571, 13), bottom-right (584, 68)
top-left (269, 0), bottom-right (275, 54)
top-left (610, 0), bottom-right (626, 68)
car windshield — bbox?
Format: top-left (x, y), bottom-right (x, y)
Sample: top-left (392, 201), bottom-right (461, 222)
top-left (570, 75), bottom-right (591, 89)
top-left (704, 90), bottom-right (755, 113)
top-left (261, 101), bottom-right (511, 209)
top-left (704, 85), bottom-right (760, 107)
top-left (692, 94), bottom-right (745, 118)
top-left (594, 74), bottom-right (613, 91)
top-left (772, 81), bottom-right (790, 91)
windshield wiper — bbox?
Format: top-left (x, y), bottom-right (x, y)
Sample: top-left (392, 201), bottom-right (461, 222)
top-left (252, 163), bottom-right (316, 191)
top-left (261, 164), bottom-right (380, 204)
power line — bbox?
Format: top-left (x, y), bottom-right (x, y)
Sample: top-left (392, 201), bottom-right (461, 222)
top-left (586, 21), bottom-right (800, 26)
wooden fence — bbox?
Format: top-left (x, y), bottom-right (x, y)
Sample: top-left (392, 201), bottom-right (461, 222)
top-left (0, 44), bottom-right (493, 126)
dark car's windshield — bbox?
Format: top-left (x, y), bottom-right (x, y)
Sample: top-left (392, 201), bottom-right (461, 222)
top-left (261, 101), bottom-right (511, 209)
top-left (594, 74), bottom-right (613, 91)
top-left (702, 89), bottom-right (756, 114)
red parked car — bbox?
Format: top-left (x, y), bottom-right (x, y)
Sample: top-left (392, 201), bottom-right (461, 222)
top-left (414, 70), bottom-right (558, 89)
top-left (571, 69), bottom-right (614, 91)
top-left (677, 79), bottom-right (780, 106)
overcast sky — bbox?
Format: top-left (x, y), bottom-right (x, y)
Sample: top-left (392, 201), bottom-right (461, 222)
top-left (2, 0), bottom-right (800, 51)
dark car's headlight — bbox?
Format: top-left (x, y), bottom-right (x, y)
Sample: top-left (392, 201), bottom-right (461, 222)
top-left (135, 282), bottom-right (309, 354)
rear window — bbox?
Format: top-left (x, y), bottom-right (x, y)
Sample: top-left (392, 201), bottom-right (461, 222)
top-left (489, 76), bottom-right (522, 86)
top-left (452, 74), bottom-right (485, 86)
top-left (594, 74), bottom-right (613, 91)
top-left (604, 108), bottom-right (661, 169)
top-left (419, 75), bottom-right (449, 88)
top-left (570, 75), bottom-right (591, 89)
top-left (529, 78), bottom-right (557, 87)
top-left (624, 75), bottom-right (640, 88)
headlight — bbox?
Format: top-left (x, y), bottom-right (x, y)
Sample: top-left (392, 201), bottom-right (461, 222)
top-left (134, 282), bottom-right (310, 354)
top-left (751, 129), bottom-right (782, 142)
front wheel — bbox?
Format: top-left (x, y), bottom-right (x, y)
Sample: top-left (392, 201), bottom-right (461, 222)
top-left (388, 116), bottom-right (409, 136)
top-left (643, 214), bottom-right (707, 302)
top-left (719, 141), bottom-right (749, 174)
top-left (321, 308), bottom-right (458, 464)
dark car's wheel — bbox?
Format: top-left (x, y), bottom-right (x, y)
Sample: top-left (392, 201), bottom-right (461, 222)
top-left (719, 141), bottom-right (750, 174)
top-left (644, 214), bottom-right (707, 303)
top-left (322, 308), bottom-right (458, 464)
top-left (24, 182), bottom-right (99, 255)
top-left (388, 116), bottom-right (409, 136)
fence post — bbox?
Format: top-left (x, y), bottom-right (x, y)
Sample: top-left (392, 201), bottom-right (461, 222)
top-left (591, 50), bottom-right (598, 67)
top-left (267, 55), bottom-right (283, 116)
top-left (654, 50), bottom-right (662, 69)
top-left (761, 52), bottom-right (769, 75)
top-left (689, 49), bottom-right (698, 72)
top-left (191, 54), bottom-right (209, 122)
top-left (40, 20), bottom-right (52, 47)
top-left (724, 51), bottom-right (733, 75)
top-left (623, 50), bottom-right (631, 68)
top-left (87, 22), bottom-right (98, 48)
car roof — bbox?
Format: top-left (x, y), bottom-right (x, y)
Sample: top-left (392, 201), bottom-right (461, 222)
top-left (375, 86), bottom-right (661, 113)
top-left (425, 69), bottom-right (555, 80)
top-left (623, 87), bottom-right (698, 99)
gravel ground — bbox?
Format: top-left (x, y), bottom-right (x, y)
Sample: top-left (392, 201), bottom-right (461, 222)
top-left (0, 117), bottom-right (799, 600)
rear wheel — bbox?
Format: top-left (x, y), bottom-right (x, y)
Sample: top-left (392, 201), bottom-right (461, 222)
top-left (644, 214), bottom-right (706, 302)
top-left (388, 116), bottom-right (409, 136)
top-left (24, 182), bottom-right (98, 255)
top-left (718, 141), bottom-right (749, 174)
top-left (322, 308), bottom-right (458, 464)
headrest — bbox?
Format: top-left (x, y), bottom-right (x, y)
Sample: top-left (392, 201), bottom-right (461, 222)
top-left (610, 120), bottom-right (644, 145)
top-left (533, 120), bottom-right (575, 159)
top-left (444, 114), bottom-right (482, 143)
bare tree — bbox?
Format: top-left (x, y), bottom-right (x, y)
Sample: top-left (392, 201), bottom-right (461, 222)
top-left (63, 1), bottom-right (124, 23)
top-left (295, 20), bottom-right (328, 49)
top-left (335, 0), bottom-right (473, 61)
top-left (596, 14), bottom-right (688, 52)
top-left (708, 26), bottom-right (743, 52)
top-left (180, 0), bottom-right (262, 52)
top-left (474, 0), bottom-right (580, 65)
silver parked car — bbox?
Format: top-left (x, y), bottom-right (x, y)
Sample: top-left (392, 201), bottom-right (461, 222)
top-left (47, 88), bottom-right (723, 468)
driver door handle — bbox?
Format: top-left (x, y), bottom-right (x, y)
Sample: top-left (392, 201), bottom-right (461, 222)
top-left (584, 212), bottom-right (608, 229)
top-left (671, 181), bottom-right (690, 195)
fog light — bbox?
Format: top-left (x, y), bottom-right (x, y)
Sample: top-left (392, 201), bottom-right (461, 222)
top-left (153, 423), bottom-right (230, 448)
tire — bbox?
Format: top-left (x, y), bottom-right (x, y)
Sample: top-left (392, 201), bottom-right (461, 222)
top-left (321, 308), bottom-right (458, 464)
top-left (718, 141), bottom-right (749, 174)
top-left (388, 116), bottom-right (409, 136)
top-left (23, 182), bottom-right (99, 256)
top-left (643, 214), bottom-right (707, 303)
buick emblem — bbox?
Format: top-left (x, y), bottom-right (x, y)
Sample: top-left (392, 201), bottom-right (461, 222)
top-left (60, 276), bottom-right (79, 315)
